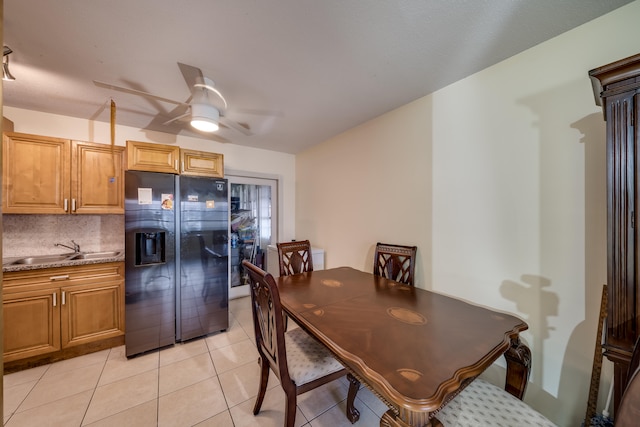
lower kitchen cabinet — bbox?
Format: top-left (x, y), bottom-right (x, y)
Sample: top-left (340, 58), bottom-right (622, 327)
top-left (61, 279), bottom-right (124, 348)
top-left (2, 262), bottom-right (125, 364)
top-left (3, 287), bottom-right (61, 361)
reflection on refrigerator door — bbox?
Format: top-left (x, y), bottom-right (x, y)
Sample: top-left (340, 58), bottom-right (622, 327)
top-left (179, 175), bottom-right (229, 341)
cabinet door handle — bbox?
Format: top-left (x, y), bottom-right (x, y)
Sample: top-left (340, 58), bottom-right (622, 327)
top-left (53, 292), bottom-right (57, 307)
top-left (62, 291), bottom-right (66, 305)
top-left (72, 199), bottom-right (77, 212)
top-left (50, 275), bottom-right (70, 281)
top-left (64, 199), bottom-right (68, 212)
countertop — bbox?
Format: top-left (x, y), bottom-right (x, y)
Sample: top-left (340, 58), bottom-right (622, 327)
top-left (2, 252), bottom-right (125, 273)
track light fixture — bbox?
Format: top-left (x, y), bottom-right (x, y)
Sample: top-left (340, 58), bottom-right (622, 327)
top-left (3, 46), bottom-right (16, 81)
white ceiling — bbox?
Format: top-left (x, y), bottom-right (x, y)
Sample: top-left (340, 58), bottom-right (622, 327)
top-left (3, 1), bottom-right (632, 154)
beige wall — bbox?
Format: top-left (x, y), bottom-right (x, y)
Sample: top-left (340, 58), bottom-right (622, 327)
top-left (2, 106), bottom-right (297, 247)
top-left (295, 2), bottom-right (640, 426)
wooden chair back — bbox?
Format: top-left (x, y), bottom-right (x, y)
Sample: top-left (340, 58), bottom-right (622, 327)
top-left (243, 259), bottom-right (291, 384)
top-left (242, 259), bottom-right (361, 426)
top-left (373, 242), bottom-right (417, 286)
top-left (277, 240), bottom-right (313, 276)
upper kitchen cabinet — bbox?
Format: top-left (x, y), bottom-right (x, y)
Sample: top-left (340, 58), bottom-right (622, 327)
top-left (72, 140), bottom-right (125, 214)
top-left (180, 148), bottom-right (224, 177)
top-left (2, 132), bottom-right (125, 214)
top-left (126, 140), bottom-right (180, 174)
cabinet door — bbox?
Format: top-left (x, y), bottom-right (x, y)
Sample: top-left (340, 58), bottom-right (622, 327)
top-left (605, 91), bottom-right (637, 357)
top-left (60, 279), bottom-right (125, 348)
top-left (181, 149), bottom-right (224, 177)
top-left (2, 132), bottom-right (70, 214)
top-left (72, 140), bottom-right (125, 214)
top-left (3, 288), bottom-right (61, 362)
top-left (126, 140), bottom-right (180, 173)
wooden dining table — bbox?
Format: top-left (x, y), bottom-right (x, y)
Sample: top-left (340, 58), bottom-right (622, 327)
top-left (276, 267), bottom-right (531, 427)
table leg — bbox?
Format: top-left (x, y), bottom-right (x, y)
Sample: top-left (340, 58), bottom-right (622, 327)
top-left (346, 373), bottom-right (361, 423)
top-left (380, 409), bottom-right (441, 427)
top-left (504, 335), bottom-right (531, 400)
top-left (380, 410), bottom-right (411, 427)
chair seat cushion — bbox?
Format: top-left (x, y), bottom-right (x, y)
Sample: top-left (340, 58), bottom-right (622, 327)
top-left (436, 378), bottom-right (556, 427)
top-left (285, 327), bottom-right (344, 385)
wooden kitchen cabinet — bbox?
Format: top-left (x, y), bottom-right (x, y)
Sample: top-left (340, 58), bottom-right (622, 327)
top-left (72, 140), bottom-right (125, 214)
top-left (2, 262), bottom-right (125, 364)
top-left (61, 279), bottom-right (124, 347)
top-left (126, 140), bottom-right (180, 173)
top-left (180, 148), bottom-right (224, 177)
top-left (3, 287), bottom-right (61, 362)
top-left (2, 132), bottom-right (125, 214)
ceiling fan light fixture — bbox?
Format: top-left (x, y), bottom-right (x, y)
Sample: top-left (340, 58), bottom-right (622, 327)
top-left (190, 102), bottom-right (219, 132)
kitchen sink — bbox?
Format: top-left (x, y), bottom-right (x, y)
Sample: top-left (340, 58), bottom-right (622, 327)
top-left (69, 251), bottom-right (123, 260)
top-left (11, 253), bottom-right (77, 265)
top-left (8, 251), bottom-right (123, 265)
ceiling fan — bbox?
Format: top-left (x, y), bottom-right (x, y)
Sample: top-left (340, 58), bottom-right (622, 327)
top-left (94, 62), bottom-right (252, 137)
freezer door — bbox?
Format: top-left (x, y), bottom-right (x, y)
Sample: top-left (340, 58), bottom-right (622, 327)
top-left (124, 171), bottom-right (176, 357)
top-left (178, 176), bottom-right (229, 341)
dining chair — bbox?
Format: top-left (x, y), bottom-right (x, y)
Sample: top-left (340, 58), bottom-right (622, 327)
top-left (436, 336), bottom-right (640, 426)
top-left (242, 260), bottom-right (361, 427)
top-left (373, 242), bottom-right (417, 286)
top-left (434, 376), bottom-right (557, 426)
top-left (276, 240), bottom-right (314, 276)
top-left (276, 240), bottom-right (314, 329)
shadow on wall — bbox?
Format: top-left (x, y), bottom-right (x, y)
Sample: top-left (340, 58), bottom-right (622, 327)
top-left (499, 274), bottom-right (561, 415)
top-left (560, 112), bottom-right (609, 422)
top-left (513, 77), bottom-right (608, 425)
top-left (501, 274), bottom-right (559, 383)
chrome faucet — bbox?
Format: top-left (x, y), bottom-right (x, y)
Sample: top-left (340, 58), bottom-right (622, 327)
top-left (55, 240), bottom-right (81, 253)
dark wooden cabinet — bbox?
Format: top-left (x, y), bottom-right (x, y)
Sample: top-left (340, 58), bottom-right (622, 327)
top-left (589, 53), bottom-right (640, 412)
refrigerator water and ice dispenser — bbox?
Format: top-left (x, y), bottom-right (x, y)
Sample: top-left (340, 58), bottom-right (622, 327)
top-left (135, 231), bottom-right (165, 265)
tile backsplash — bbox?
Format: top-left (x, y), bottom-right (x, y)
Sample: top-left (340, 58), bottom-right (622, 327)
top-left (3, 214), bottom-right (124, 258)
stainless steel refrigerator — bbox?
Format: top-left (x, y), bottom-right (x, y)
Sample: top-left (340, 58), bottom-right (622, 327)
top-left (124, 170), bottom-right (229, 357)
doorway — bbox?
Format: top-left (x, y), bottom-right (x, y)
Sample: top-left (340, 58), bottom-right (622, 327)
top-left (227, 175), bottom-right (278, 299)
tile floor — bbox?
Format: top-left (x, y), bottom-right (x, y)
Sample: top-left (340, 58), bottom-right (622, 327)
top-left (3, 296), bottom-right (389, 426)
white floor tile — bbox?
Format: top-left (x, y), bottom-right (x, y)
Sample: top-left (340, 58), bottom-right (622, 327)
top-left (83, 400), bottom-right (158, 427)
top-left (159, 339), bottom-right (209, 367)
top-left (159, 352), bottom-right (216, 396)
top-left (97, 346), bottom-right (159, 386)
top-left (229, 385), bottom-right (309, 427)
top-left (17, 363), bottom-right (102, 412)
top-left (0, 296), bottom-right (387, 427)
top-left (218, 357), bottom-right (280, 407)
top-left (83, 369), bottom-right (158, 425)
top-left (5, 390), bottom-right (93, 427)
top-left (210, 339), bottom-right (259, 374)
top-left (157, 377), bottom-right (227, 427)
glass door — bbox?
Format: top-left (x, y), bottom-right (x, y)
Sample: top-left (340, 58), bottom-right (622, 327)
top-left (227, 175), bottom-right (278, 299)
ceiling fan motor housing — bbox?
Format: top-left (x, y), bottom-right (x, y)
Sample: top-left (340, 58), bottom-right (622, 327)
top-left (191, 101), bottom-right (220, 132)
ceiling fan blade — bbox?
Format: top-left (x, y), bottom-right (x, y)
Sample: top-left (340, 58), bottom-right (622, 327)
top-left (177, 62), bottom-right (204, 91)
top-left (162, 111), bottom-right (190, 126)
top-left (219, 117), bottom-right (252, 136)
top-left (93, 80), bottom-right (188, 106)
